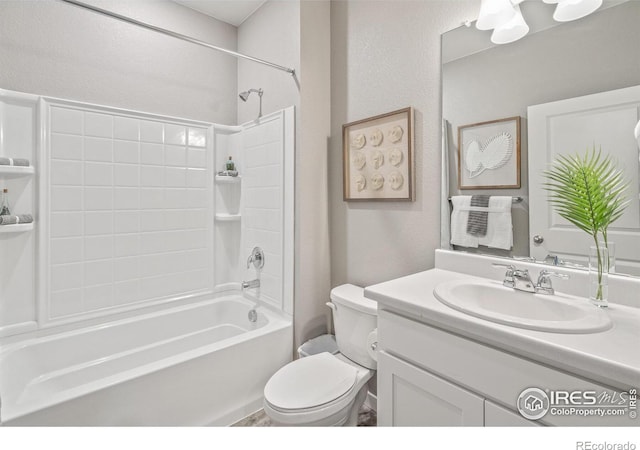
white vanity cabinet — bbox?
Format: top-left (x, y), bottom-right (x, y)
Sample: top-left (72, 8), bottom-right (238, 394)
top-left (377, 309), bottom-right (633, 427)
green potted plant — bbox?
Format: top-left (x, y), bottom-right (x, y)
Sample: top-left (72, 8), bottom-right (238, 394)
top-left (543, 147), bottom-right (628, 306)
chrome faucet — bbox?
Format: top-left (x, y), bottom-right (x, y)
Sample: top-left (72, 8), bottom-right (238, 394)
top-left (535, 269), bottom-right (569, 295)
top-left (247, 246), bottom-right (265, 269)
top-left (242, 279), bottom-right (260, 289)
top-left (492, 263), bottom-right (535, 293)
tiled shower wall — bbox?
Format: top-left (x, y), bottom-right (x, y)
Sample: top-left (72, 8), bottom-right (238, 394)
top-left (242, 115), bottom-right (285, 309)
top-left (46, 103), bottom-right (213, 320)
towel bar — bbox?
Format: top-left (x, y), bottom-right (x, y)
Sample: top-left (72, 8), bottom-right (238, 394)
top-left (448, 196), bottom-right (523, 204)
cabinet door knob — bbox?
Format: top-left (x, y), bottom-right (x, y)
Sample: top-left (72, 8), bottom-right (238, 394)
top-left (533, 235), bottom-right (544, 244)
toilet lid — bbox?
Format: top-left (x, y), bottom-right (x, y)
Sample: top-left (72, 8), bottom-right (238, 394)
top-left (264, 352), bottom-right (358, 410)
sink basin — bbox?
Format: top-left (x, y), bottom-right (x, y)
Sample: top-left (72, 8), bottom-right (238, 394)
top-left (433, 279), bottom-right (612, 333)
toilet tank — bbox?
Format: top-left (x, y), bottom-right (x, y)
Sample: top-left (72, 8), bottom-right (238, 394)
top-left (329, 284), bottom-right (377, 370)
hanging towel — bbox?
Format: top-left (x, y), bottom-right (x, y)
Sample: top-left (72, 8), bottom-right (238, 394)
top-left (450, 196), bottom-right (479, 248)
top-left (466, 195), bottom-right (490, 236)
top-left (478, 196), bottom-right (513, 250)
top-left (0, 214), bottom-right (33, 225)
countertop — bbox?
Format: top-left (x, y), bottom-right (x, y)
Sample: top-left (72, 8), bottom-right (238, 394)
top-left (365, 268), bottom-right (640, 390)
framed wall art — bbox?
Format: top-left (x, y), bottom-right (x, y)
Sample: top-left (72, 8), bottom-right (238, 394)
top-left (342, 107), bottom-right (414, 201)
top-left (457, 116), bottom-right (521, 189)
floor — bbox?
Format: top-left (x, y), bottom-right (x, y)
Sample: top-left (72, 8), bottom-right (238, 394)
top-left (232, 404), bottom-right (377, 427)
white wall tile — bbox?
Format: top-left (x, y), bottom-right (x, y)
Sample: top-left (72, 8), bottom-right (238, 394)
top-left (114, 187), bottom-right (139, 210)
top-left (84, 187), bottom-right (113, 210)
top-left (114, 141), bottom-right (139, 164)
top-left (186, 168), bottom-right (207, 188)
top-left (188, 128), bottom-right (207, 147)
top-left (84, 284), bottom-right (114, 310)
top-left (51, 263), bottom-right (84, 291)
top-left (84, 260), bottom-right (113, 286)
top-left (51, 237), bottom-right (83, 264)
top-left (51, 212), bottom-right (83, 238)
top-left (187, 189), bottom-right (207, 208)
top-left (49, 289), bottom-right (84, 318)
top-left (114, 280), bottom-right (139, 305)
top-left (51, 133), bottom-right (83, 160)
top-left (165, 167), bottom-right (186, 187)
top-left (84, 112), bottom-right (113, 138)
top-left (165, 124), bottom-right (186, 145)
top-left (114, 211), bottom-right (139, 234)
top-left (114, 257), bottom-right (139, 282)
top-left (85, 211), bottom-right (113, 235)
top-left (51, 186), bottom-right (83, 212)
top-left (114, 116), bottom-right (140, 141)
top-left (140, 165), bottom-right (164, 187)
top-left (51, 160), bottom-right (83, 186)
top-left (140, 143), bottom-right (164, 165)
top-left (84, 162), bottom-right (113, 186)
top-left (51, 107), bottom-right (83, 135)
top-left (139, 120), bottom-right (164, 143)
top-left (244, 187), bottom-right (281, 209)
top-left (115, 234), bottom-right (139, 257)
top-left (84, 137), bottom-right (113, 162)
top-left (165, 145), bottom-right (186, 166)
top-left (187, 148), bottom-right (207, 168)
top-left (114, 164), bottom-right (139, 187)
top-left (164, 188), bottom-right (185, 209)
top-left (84, 236), bottom-right (113, 260)
top-left (140, 188), bottom-right (164, 209)
top-left (140, 210), bottom-right (165, 232)
top-left (140, 232), bottom-right (166, 254)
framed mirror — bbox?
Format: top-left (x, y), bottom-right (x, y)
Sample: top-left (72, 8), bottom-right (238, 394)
top-left (441, 0), bottom-right (640, 276)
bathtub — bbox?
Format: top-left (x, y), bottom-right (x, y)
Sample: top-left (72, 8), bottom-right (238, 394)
top-left (0, 295), bottom-right (292, 426)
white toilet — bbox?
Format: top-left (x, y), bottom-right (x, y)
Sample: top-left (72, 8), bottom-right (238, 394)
top-left (263, 284), bottom-right (378, 426)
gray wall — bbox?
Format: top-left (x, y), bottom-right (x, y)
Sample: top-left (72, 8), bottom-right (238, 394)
top-left (329, 1), bottom-right (479, 287)
top-left (0, 0), bottom-right (238, 124)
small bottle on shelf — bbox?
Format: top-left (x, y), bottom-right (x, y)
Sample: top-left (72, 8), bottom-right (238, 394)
top-left (1, 188), bottom-right (11, 216)
top-left (226, 156), bottom-right (236, 171)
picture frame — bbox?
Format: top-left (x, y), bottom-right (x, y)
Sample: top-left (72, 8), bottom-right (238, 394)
top-left (342, 107), bottom-right (414, 201)
top-left (457, 116), bottom-right (521, 189)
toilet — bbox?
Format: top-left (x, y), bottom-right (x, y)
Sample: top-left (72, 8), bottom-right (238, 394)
top-left (263, 284), bottom-right (378, 426)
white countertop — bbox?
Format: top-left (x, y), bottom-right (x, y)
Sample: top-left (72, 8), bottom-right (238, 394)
top-left (365, 268), bottom-right (640, 390)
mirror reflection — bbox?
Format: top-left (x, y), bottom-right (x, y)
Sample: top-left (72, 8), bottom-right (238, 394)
top-left (441, 0), bottom-right (640, 277)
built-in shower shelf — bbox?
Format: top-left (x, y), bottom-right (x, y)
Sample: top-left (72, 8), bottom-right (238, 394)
top-left (0, 166), bottom-right (35, 178)
top-left (0, 223), bottom-right (34, 234)
top-left (215, 175), bottom-right (241, 184)
top-left (215, 213), bottom-right (241, 222)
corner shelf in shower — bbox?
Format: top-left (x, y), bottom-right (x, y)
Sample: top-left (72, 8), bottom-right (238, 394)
top-left (215, 175), bottom-right (241, 184)
top-left (0, 166), bottom-right (35, 178)
top-left (215, 213), bottom-right (241, 222)
top-left (0, 223), bottom-right (34, 234)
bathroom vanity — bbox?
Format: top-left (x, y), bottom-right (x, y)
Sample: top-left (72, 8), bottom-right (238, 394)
top-left (366, 250), bottom-right (640, 427)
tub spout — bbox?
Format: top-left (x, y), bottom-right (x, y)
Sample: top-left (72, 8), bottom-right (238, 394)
top-left (242, 279), bottom-right (260, 289)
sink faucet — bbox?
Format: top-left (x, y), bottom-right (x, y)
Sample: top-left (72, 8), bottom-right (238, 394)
top-left (492, 263), bottom-right (535, 293)
top-left (535, 269), bottom-right (569, 295)
top-left (242, 279), bottom-right (260, 289)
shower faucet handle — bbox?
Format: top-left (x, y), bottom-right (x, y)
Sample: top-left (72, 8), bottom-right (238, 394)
top-left (247, 247), bottom-right (265, 270)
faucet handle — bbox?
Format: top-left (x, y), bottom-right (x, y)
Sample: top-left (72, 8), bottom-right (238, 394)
top-left (535, 269), bottom-right (570, 295)
top-left (247, 246), bottom-right (265, 269)
top-left (492, 263), bottom-right (516, 271)
top-left (492, 263), bottom-right (516, 288)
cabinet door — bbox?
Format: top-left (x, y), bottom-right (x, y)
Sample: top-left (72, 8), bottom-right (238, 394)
top-left (485, 400), bottom-right (542, 427)
top-left (378, 351), bottom-right (484, 426)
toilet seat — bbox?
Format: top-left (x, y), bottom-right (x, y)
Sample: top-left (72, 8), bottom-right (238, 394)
top-left (263, 353), bottom-right (374, 426)
top-left (264, 352), bottom-right (358, 411)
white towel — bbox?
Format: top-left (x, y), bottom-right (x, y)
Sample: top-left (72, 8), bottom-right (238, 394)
top-left (478, 196), bottom-right (513, 250)
top-left (450, 196), bottom-right (478, 248)
top-left (450, 195), bottom-right (513, 250)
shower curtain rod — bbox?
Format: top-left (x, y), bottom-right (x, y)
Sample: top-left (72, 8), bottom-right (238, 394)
top-left (59, 0), bottom-right (297, 77)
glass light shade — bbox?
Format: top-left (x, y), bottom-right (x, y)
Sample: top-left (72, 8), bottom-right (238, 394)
top-left (553, 0), bottom-right (603, 22)
top-left (634, 119), bottom-right (640, 148)
top-left (491, 5), bottom-right (530, 44)
top-left (476, 0), bottom-right (517, 31)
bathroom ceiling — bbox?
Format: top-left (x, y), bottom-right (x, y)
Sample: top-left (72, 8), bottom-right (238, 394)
top-left (172, 0), bottom-right (267, 26)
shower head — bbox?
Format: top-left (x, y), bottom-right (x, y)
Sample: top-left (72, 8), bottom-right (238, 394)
top-left (239, 88), bottom-right (263, 102)
top-left (238, 88), bottom-right (264, 118)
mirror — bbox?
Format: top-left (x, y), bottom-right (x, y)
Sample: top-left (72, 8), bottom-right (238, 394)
top-left (441, 0), bottom-right (640, 277)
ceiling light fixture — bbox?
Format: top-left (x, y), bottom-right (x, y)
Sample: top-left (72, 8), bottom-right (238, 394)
top-left (477, 0), bottom-right (602, 44)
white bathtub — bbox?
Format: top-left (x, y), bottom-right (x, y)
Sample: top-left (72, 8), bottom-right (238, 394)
top-left (0, 295), bottom-right (292, 426)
